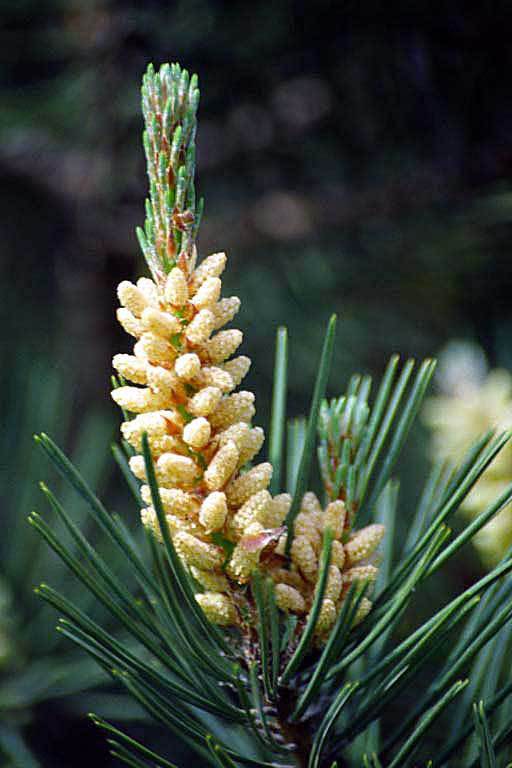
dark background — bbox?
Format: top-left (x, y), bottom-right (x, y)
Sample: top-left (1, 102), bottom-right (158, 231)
top-left (2, 2), bottom-right (512, 765)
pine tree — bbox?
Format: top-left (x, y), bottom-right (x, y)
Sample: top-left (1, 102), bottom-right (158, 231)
top-left (33, 62), bottom-right (512, 768)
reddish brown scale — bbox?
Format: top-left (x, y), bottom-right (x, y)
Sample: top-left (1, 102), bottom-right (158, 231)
top-left (260, 551), bottom-right (287, 569)
top-left (166, 232), bottom-right (177, 259)
top-left (162, 416), bottom-right (183, 437)
top-left (173, 210), bottom-right (195, 231)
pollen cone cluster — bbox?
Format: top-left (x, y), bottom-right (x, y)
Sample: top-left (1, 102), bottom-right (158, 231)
top-left (112, 251), bottom-right (289, 627)
top-left (270, 493), bottom-right (385, 643)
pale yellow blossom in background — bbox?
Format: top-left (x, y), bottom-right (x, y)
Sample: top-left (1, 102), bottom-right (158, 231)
top-left (423, 341), bottom-right (512, 564)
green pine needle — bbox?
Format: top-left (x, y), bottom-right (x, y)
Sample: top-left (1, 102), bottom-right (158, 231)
top-left (269, 326), bottom-right (288, 495)
top-left (285, 314), bottom-right (337, 555)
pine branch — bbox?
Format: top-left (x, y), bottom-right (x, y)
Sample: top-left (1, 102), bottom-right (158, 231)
top-left (30, 60), bottom-right (512, 768)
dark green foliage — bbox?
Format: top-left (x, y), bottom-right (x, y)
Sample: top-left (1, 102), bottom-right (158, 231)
top-left (0, 358), bottom-right (135, 766)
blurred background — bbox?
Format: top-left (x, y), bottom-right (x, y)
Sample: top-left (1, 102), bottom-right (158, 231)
top-left (2, 1), bottom-right (512, 765)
